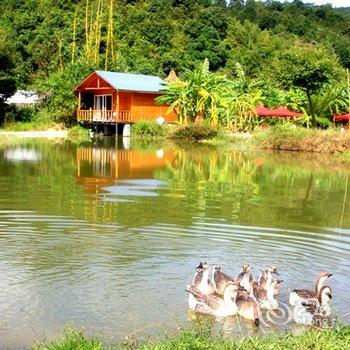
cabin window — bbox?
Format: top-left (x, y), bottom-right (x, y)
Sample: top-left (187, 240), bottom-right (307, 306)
top-left (94, 95), bottom-right (112, 110)
top-left (81, 93), bottom-right (94, 109)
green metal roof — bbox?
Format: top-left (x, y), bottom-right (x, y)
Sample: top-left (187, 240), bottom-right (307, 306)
top-left (95, 70), bottom-right (166, 93)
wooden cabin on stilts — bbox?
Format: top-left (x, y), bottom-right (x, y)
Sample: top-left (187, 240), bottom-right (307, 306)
top-left (75, 70), bottom-right (177, 135)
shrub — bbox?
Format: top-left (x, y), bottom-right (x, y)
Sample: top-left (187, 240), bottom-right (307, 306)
top-left (2, 105), bottom-right (36, 124)
top-left (169, 124), bottom-right (218, 141)
top-left (316, 116), bottom-right (333, 129)
top-left (67, 125), bottom-right (92, 144)
top-left (131, 120), bottom-right (167, 138)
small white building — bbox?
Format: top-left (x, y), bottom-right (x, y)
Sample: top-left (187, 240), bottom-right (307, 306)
top-left (6, 90), bottom-right (40, 107)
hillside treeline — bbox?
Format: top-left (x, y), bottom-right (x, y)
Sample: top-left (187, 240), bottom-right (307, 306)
top-left (1, 0), bottom-right (350, 125)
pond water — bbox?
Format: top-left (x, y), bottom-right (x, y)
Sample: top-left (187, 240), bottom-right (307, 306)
top-left (0, 137), bottom-right (349, 348)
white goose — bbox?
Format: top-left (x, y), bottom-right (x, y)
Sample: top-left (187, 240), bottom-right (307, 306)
top-left (257, 265), bottom-right (280, 295)
top-left (188, 261), bottom-right (216, 309)
top-left (186, 282), bottom-right (238, 317)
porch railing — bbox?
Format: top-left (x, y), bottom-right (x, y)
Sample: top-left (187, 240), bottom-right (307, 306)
top-left (77, 110), bottom-right (133, 123)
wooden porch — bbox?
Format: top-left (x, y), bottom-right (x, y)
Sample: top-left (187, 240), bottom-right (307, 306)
top-left (77, 109), bottom-right (133, 123)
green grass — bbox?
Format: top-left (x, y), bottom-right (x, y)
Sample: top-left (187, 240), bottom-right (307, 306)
top-left (1, 121), bottom-right (64, 131)
top-left (33, 327), bottom-right (103, 350)
top-left (32, 324), bottom-right (350, 350)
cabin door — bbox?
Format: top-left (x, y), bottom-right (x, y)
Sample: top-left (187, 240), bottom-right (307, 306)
top-left (93, 95), bottom-right (112, 121)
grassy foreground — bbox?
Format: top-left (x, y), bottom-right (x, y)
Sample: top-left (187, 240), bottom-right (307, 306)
top-left (32, 324), bottom-right (350, 350)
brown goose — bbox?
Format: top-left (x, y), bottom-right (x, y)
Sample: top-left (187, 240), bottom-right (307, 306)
top-left (186, 282), bottom-right (238, 317)
top-left (212, 265), bottom-right (235, 296)
top-left (234, 291), bottom-right (260, 326)
top-left (253, 279), bottom-right (283, 310)
top-left (236, 263), bottom-right (253, 292)
top-left (258, 265), bottom-right (279, 288)
top-left (289, 272), bottom-right (332, 306)
top-left (293, 285), bottom-right (332, 325)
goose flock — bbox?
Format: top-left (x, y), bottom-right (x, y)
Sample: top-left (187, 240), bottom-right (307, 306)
top-left (186, 262), bottom-right (333, 326)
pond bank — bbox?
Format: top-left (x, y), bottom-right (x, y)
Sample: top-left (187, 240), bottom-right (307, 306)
top-left (1, 124), bottom-right (350, 160)
top-left (252, 126), bottom-right (350, 153)
top-left (0, 130), bottom-right (68, 138)
top-left (0, 125), bottom-right (91, 143)
top-left (32, 325), bottom-right (350, 349)
top-left (131, 121), bottom-right (350, 154)
top-left (202, 126), bottom-right (350, 156)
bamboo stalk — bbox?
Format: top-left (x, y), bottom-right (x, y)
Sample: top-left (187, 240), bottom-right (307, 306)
top-left (95, 0), bottom-right (102, 66)
top-left (110, 0), bottom-right (115, 67)
top-left (72, 12), bottom-right (77, 63)
top-left (88, 1), bottom-right (94, 62)
top-left (85, 0), bottom-right (89, 58)
top-left (105, 0), bottom-right (114, 70)
top-left (92, 2), bottom-right (98, 64)
top-left (105, 0), bottom-right (110, 70)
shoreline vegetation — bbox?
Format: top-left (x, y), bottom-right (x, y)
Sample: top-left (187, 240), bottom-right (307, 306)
top-left (1, 121), bottom-right (350, 158)
top-left (32, 324), bottom-right (350, 350)
top-left (131, 121), bottom-right (350, 156)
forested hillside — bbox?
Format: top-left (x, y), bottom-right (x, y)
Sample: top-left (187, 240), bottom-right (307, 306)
top-left (1, 0), bottom-right (350, 124)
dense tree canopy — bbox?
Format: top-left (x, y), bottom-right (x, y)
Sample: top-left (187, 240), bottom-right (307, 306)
top-left (1, 0), bottom-right (349, 81)
top-left (270, 46), bottom-right (340, 126)
top-left (0, 0), bottom-right (349, 125)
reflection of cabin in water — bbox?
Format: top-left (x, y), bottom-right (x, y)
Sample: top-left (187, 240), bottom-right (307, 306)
top-left (76, 147), bottom-right (175, 193)
top-left (75, 70), bottom-right (176, 134)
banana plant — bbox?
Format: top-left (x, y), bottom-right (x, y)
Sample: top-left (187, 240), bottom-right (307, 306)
top-left (157, 59), bottom-right (230, 125)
